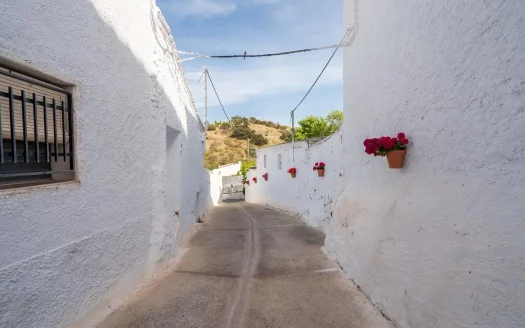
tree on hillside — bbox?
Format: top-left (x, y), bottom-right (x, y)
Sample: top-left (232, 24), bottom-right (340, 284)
top-left (281, 110), bottom-right (343, 142)
top-left (250, 133), bottom-right (268, 146)
top-left (326, 110), bottom-right (344, 134)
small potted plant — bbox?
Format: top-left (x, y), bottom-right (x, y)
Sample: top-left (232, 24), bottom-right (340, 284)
top-left (245, 180), bottom-right (250, 185)
top-left (252, 177), bottom-right (257, 184)
top-left (313, 162), bottom-right (326, 177)
top-left (363, 132), bottom-right (409, 169)
top-left (262, 173), bottom-right (268, 181)
top-left (287, 167), bottom-right (297, 178)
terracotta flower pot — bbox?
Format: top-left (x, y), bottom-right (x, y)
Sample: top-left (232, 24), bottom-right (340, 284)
top-left (317, 169), bottom-right (325, 177)
top-left (386, 149), bottom-right (406, 169)
top-left (263, 177), bottom-right (268, 181)
top-left (291, 172), bottom-right (296, 178)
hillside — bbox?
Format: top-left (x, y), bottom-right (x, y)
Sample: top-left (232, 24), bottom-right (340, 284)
top-left (204, 118), bottom-right (289, 170)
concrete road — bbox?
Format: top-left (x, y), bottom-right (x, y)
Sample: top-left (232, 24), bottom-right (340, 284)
top-left (98, 202), bottom-right (392, 328)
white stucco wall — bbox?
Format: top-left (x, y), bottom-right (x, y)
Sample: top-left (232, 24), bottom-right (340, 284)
top-left (247, 1), bottom-right (525, 327)
top-left (335, 1), bottom-right (525, 327)
top-left (245, 132), bottom-right (345, 228)
top-left (209, 161), bottom-right (242, 205)
top-left (0, 1), bottom-right (209, 327)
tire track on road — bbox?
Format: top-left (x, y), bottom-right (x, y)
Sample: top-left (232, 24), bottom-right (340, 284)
top-left (221, 203), bottom-right (261, 328)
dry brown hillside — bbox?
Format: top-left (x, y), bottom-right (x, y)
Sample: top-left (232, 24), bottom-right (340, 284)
top-left (204, 120), bottom-right (289, 170)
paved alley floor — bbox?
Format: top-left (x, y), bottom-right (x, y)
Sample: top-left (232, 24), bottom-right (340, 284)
top-left (98, 202), bottom-right (391, 328)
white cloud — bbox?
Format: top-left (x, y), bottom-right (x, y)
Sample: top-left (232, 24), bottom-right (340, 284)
top-left (186, 54), bottom-right (342, 109)
top-left (161, 0), bottom-right (236, 18)
top-left (159, 0), bottom-right (283, 18)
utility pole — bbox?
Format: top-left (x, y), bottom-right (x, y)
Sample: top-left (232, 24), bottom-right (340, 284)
top-left (291, 111), bottom-right (295, 162)
top-left (204, 68), bottom-right (208, 127)
top-left (198, 68), bottom-right (208, 128)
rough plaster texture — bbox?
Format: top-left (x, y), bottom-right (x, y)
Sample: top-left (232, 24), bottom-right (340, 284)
top-left (0, 1), bottom-right (210, 327)
top-left (247, 1), bottom-right (525, 327)
top-left (245, 132), bottom-right (345, 229)
top-left (209, 162), bottom-right (241, 205)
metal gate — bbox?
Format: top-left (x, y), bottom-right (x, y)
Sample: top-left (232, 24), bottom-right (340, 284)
top-left (221, 175), bottom-right (244, 201)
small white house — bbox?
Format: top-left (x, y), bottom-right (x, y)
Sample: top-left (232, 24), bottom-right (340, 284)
top-left (0, 1), bottom-right (210, 327)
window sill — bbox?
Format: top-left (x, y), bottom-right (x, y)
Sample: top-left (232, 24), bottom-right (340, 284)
top-left (0, 179), bottom-right (80, 196)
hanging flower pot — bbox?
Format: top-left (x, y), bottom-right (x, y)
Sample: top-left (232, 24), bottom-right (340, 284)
top-left (386, 149), bottom-right (407, 169)
top-left (363, 132), bottom-right (409, 169)
top-left (252, 177), bottom-right (257, 184)
top-left (287, 167), bottom-right (297, 178)
top-left (313, 162), bottom-right (326, 177)
top-left (262, 173), bottom-right (268, 181)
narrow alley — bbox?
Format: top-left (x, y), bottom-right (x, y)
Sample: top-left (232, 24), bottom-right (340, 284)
top-left (97, 202), bottom-right (391, 328)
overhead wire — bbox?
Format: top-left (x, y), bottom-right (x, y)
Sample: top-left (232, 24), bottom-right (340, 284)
top-left (206, 70), bottom-right (231, 123)
top-left (176, 30), bottom-right (353, 62)
top-left (290, 29), bottom-right (351, 115)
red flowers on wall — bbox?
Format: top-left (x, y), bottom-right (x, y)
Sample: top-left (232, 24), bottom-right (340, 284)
top-left (313, 162), bottom-right (326, 177)
top-left (313, 162), bottom-right (326, 170)
top-left (364, 132), bottom-right (409, 169)
top-left (364, 133), bottom-right (409, 157)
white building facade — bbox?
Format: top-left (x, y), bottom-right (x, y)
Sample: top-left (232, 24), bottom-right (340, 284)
top-left (0, 1), bottom-right (210, 327)
top-left (247, 0), bottom-right (525, 327)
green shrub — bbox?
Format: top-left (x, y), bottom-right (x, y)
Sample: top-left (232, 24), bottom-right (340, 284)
top-left (251, 133), bottom-right (268, 146)
top-left (231, 125), bottom-right (253, 140)
top-left (279, 130), bottom-right (292, 142)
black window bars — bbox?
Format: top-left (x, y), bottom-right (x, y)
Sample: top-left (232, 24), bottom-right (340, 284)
top-left (0, 69), bottom-right (74, 179)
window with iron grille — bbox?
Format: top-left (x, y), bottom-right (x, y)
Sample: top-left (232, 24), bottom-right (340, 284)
top-left (0, 67), bottom-right (74, 187)
top-left (277, 154), bottom-right (282, 170)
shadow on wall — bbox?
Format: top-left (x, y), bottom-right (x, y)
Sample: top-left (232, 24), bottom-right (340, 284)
top-left (209, 162), bottom-right (242, 206)
top-left (245, 130), bottom-right (345, 227)
top-left (0, 1), bottom-right (212, 328)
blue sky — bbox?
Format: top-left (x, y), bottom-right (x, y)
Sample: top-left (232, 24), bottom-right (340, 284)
top-left (158, 0), bottom-right (344, 125)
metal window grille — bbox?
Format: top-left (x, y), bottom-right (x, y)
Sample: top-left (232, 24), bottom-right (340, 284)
top-left (278, 154), bottom-right (282, 170)
top-left (264, 154), bottom-right (266, 168)
top-left (0, 68), bottom-right (74, 181)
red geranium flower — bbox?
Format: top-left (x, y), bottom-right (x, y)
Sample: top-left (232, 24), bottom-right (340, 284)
top-left (363, 132), bottom-right (409, 156)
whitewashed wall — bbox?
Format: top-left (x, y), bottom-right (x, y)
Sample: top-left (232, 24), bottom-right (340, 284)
top-left (336, 1), bottom-right (525, 327)
top-left (246, 132), bottom-right (345, 228)
top-left (209, 161), bottom-right (241, 205)
top-left (0, 1), bottom-right (209, 327)
top-left (248, 1), bottom-right (525, 327)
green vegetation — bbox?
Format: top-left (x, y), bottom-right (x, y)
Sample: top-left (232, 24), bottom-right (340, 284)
top-left (238, 159), bottom-right (256, 195)
top-left (204, 117), bottom-right (287, 170)
top-left (280, 110), bottom-right (343, 142)
top-left (229, 116), bottom-right (268, 146)
top-left (203, 111), bottom-right (341, 170)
